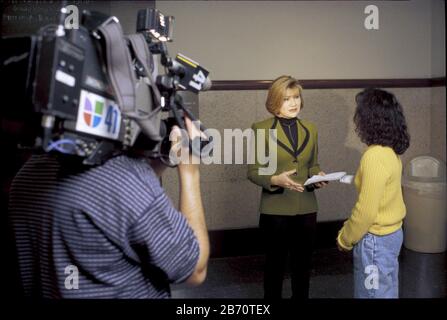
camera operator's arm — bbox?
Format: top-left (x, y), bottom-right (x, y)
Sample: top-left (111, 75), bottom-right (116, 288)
top-left (174, 117), bottom-right (209, 286)
top-left (178, 161), bottom-right (209, 285)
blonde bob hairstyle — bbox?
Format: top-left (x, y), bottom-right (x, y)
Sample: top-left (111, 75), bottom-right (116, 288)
top-left (265, 75), bottom-right (304, 116)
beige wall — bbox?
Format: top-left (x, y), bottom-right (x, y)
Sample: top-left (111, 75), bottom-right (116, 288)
top-left (431, 87), bottom-right (446, 163)
top-left (157, 0), bottom-right (444, 80)
top-left (429, 0), bottom-right (446, 164)
top-left (162, 87), bottom-right (434, 229)
top-left (431, 0), bottom-right (446, 77)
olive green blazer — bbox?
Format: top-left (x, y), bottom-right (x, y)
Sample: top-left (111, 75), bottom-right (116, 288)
top-left (247, 117), bottom-right (321, 215)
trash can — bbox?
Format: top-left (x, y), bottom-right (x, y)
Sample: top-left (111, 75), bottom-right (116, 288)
top-left (402, 156), bottom-right (447, 253)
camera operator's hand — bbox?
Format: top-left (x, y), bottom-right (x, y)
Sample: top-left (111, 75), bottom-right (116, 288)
top-left (170, 116), bottom-right (202, 173)
top-left (148, 117), bottom-right (201, 177)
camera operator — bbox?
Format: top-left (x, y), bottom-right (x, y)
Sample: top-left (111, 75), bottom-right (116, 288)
top-left (8, 115), bottom-right (209, 298)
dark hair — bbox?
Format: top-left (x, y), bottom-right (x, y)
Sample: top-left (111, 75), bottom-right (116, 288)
top-left (354, 88), bottom-right (410, 155)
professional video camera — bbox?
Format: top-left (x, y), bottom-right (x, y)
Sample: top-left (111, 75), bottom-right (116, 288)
top-left (0, 6), bottom-right (212, 166)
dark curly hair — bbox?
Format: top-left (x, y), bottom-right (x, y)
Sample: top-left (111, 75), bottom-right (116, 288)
top-left (354, 88), bottom-right (410, 155)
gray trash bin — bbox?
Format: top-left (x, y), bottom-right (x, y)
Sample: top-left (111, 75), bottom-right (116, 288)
top-left (402, 156), bottom-right (447, 253)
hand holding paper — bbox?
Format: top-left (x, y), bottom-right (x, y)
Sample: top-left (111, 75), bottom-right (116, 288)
top-left (304, 171), bottom-right (354, 186)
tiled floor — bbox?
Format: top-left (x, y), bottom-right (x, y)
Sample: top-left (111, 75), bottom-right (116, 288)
top-left (171, 247), bottom-right (446, 299)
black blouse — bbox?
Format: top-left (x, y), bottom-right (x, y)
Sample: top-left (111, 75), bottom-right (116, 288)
top-left (277, 117), bottom-right (298, 151)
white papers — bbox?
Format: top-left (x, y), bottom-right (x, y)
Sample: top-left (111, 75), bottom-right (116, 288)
top-left (339, 175), bottom-right (354, 184)
top-left (304, 171), bottom-right (353, 186)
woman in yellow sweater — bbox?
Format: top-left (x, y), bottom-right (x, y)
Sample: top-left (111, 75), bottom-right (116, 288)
top-left (337, 88), bottom-right (410, 299)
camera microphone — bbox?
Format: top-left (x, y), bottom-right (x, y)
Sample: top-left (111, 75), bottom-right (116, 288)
top-left (170, 54), bottom-right (211, 93)
top-left (170, 60), bottom-right (212, 89)
top-left (201, 76), bottom-right (212, 91)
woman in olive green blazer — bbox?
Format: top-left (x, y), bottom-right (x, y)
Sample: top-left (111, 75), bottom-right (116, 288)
top-left (247, 75), bottom-right (327, 299)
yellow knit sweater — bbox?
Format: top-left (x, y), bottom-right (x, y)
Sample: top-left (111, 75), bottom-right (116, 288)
top-left (337, 145), bottom-right (406, 251)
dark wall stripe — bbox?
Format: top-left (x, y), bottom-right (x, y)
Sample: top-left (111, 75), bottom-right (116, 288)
top-left (210, 78), bottom-right (446, 91)
top-left (209, 220), bottom-right (345, 258)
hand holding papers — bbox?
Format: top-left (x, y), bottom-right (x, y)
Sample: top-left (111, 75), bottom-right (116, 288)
top-left (304, 172), bottom-right (354, 186)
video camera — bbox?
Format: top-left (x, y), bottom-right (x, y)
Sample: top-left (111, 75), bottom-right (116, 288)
top-left (0, 6), bottom-right (212, 166)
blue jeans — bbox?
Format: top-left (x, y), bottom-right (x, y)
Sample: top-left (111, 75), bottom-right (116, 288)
top-left (353, 228), bottom-right (403, 298)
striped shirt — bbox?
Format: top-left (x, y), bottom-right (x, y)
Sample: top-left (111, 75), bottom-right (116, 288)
top-left (8, 154), bottom-right (199, 298)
